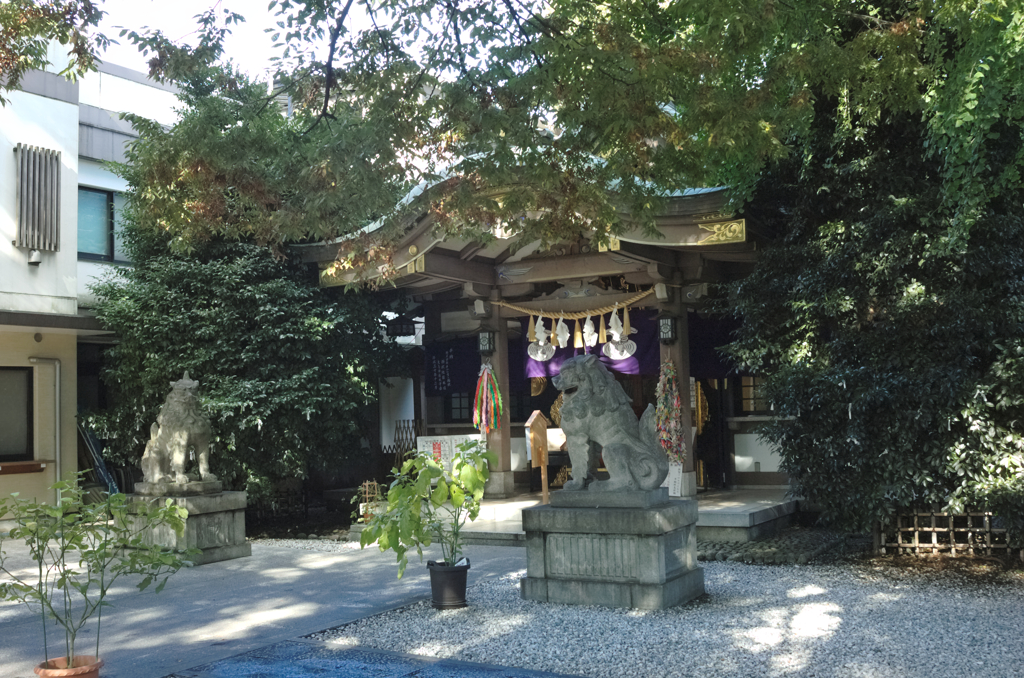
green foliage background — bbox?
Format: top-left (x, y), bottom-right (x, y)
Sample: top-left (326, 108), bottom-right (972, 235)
top-left (88, 229), bottom-right (405, 499)
top-left (725, 101), bottom-right (1024, 542)
top-left (6, 0), bottom-right (1023, 533)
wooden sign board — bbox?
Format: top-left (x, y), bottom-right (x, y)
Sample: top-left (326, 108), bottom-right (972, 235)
top-left (524, 411), bottom-right (551, 504)
top-left (416, 436), bottom-right (454, 471)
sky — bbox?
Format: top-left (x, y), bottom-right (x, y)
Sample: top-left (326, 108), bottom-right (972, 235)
top-left (95, 0), bottom-right (290, 78)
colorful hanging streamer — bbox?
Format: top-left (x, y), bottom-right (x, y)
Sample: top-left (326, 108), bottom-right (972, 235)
top-left (656, 359), bottom-right (685, 463)
top-left (474, 362), bottom-right (504, 434)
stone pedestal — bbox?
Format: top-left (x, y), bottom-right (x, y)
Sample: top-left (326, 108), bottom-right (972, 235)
top-left (133, 480), bottom-right (224, 497)
top-left (521, 489), bottom-right (704, 610)
top-left (484, 470), bottom-right (518, 498)
top-left (129, 491), bottom-right (252, 566)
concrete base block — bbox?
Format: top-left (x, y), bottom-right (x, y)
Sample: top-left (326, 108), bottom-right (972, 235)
top-left (521, 498), bottom-right (704, 610)
top-left (696, 493), bottom-right (798, 542)
top-left (678, 471), bottom-right (697, 498)
top-left (134, 479), bottom-right (223, 496)
top-left (550, 488), bottom-right (669, 509)
top-left (521, 566), bottom-right (705, 610)
top-left (696, 513), bottom-right (794, 543)
top-left (129, 491), bottom-right (251, 566)
top-left (484, 471), bottom-right (517, 498)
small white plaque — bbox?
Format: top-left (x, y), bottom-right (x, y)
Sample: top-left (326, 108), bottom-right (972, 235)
top-left (666, 462), bottom-right (684, 497)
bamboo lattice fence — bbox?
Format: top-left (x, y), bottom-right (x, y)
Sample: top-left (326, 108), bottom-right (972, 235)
top-left (876, 509), bottom-right (1018, 558)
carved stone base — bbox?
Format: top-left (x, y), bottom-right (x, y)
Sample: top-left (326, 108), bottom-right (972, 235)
top-left (521, 492), bottom-right (704, 610)
top-left (133, 480), bottom-right (223, 497)
top-left (128, 491), bottom-right (251, 566)
top-left (550, 487), bottom-right (669, 509)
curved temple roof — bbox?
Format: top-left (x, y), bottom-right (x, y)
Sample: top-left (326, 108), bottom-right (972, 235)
top-left (291, 179), bottom-right (767, 309)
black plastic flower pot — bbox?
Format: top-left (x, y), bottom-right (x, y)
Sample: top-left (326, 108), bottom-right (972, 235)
top-left (426, 558), bottom-right (470, 609)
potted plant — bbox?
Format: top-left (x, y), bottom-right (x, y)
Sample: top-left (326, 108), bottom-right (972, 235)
top-left (349, 480), bottom-right (385, 524)
top-left (0, 474), bottom-right (196, 677)
top-left (360, 439), bottom-right (496, 609)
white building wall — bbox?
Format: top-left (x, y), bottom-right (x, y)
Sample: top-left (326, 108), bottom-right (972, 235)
top-left (379, 378), bottom-right (416, 447)
top-left (733, 433), bottom-right (781, 473)
top-left (79, 71), bottom-right (179, 126)
top-left (0, 89), bottom-right (80, 314)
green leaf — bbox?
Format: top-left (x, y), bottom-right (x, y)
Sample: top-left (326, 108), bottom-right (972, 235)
top-left (431, 479), bottom-right (449, 507)
top-left (450, 485), bottom-right (466, 508)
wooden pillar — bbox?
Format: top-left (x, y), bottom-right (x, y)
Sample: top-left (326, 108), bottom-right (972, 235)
top-left (483, 291), bottom-right (515, 497)
top-left (658, 302), bottom-right (696, 497)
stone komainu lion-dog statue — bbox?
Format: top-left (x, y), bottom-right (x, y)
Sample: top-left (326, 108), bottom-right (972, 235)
top-left (140, 371), bottom-right (217, 485)
top-left (553, 354), bottom-right (669, 492)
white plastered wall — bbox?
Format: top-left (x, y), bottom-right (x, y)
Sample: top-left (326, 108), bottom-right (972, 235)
top-left (379, 378), bottom-right (415, 447)
top-left (733, 433), bottom-right (781, 473)
top-left (0, 90), bottom-right (80, 314)
top-left (79, 72), bottom-right (179, 126)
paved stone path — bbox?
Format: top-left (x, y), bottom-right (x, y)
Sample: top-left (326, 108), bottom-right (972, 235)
top-left (0, 542), bottom-right (526, 678)
top-left (164, 639), bottom-right (578, 678)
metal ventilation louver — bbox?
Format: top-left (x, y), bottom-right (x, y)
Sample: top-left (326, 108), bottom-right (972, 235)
top-left (14, 143), bottom-right (61, 252)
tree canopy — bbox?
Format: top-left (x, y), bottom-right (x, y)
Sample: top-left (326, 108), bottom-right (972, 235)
top-left (103, 0), bottom-right (1022, 258)
top-left (6, 1), bottom-right (1014, 264)
top-left (5, 1), bottom-right (1023, 531)
top-left (0, 0), bottom-right (108, 105)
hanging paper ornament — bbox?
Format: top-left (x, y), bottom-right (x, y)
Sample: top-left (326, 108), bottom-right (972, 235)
top-left (603, 337), bottom-right (637, 360)
top-left (527, 315), bottom-right (536, 343)
top-left (599, 314), bottom-right (607, 344)
top-left (608, 306), bottom-right (624, 341)
top-left (556, 316), bottom-right (570, 348)
top-left (474, 362), bottom-right (504, 434)
top-left (656, 359), bottom-right (685, 463)
top-left (528, 317), bottom-right (555, 361)
top-left (529, 342), bottom-right (555, 361)
top-left (574, 319), bottom-right (583, 348)
top-left (582, 316), bottom-right (598, 347)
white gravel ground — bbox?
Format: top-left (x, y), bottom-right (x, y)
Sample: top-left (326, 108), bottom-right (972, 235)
top-left (309, 561), bottom-right (1024, 678)
top-left (248, 537), bottom-right (362, 552)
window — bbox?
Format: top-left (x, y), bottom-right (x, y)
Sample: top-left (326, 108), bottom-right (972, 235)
top-left (0, 368), bottom-right (33, 462)
top-left (78, 187), bottom-right (128, 262)
top-left (739, 375), bottom-right (771, 414)
top-left (445, 392), bottom-right (472, 423)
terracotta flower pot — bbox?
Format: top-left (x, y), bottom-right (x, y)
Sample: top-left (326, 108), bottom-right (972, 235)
top-left (34, 656), bottom-right (103, 678)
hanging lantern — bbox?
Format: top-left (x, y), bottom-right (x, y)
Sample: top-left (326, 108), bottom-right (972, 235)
top-left (657, 314), bottom-right (678, 345)
top-left (385, 314), bottom-right (416, 337)
top-left (478, 329), bottom-right (496, 355)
